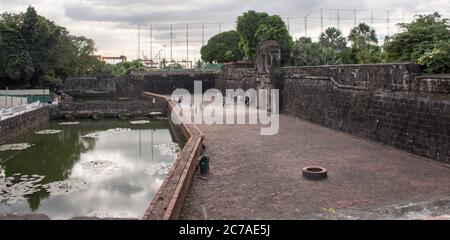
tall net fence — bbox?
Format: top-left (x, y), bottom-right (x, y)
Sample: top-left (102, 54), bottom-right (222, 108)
top-left (127, 8), bottom-right (449, 67)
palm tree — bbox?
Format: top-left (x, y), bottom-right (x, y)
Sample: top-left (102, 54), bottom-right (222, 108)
top-left (319, 27), bottom-right (347, 50)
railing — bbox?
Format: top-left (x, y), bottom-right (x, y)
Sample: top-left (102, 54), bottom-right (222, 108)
top-left (0, 101), bottom-right (43, 121)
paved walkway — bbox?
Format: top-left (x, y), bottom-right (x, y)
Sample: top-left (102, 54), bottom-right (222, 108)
top-left (182, 111), bottom-right (450, 219)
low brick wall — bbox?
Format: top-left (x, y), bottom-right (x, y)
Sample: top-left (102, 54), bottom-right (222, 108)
top-left (0, 107), bottom-right (49, 144)
top-left (142, 92), bottom-right (204, 220)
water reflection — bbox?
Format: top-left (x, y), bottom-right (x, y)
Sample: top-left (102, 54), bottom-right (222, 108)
top-left (0, 119), bottom-right (178, 219)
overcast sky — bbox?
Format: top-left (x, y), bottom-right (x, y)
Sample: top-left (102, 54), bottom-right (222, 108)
top-left (1, 0), bottom-right (449, 63)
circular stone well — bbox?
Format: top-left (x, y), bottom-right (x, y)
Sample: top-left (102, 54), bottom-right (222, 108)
top-left (302, 166), bottom-right (327, 180)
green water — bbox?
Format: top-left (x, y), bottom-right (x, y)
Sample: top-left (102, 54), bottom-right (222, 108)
top-left (0, 119), bottom-right (179, 219)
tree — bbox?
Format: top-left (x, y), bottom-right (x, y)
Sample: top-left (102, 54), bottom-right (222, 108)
top-left (0, 13), bottom-right (34, 87)
top-left (254, 15), bottom-right (293, 65)
top-left (113, 60), bottom-right (145, 76)
top-left (383, 13), bottom-right (450, 73)
top-left (417, 40), bottom-right (450, 73)
top-left (291, 37), bottom-right (342, 66)
top-left (349, 23), bottom-right (378, 47)
top-left (236, 10), bottom-right (270, 61)
top-left (0, 6), bottom-right (108, 89)
top-left (201, 30), bottom-right (242, 63)
top-left (348, 23), bottom-right (382, 64)
top-left (319, 27), bottom-right (347, 50)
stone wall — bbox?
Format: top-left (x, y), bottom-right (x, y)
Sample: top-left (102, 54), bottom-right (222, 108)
top-left (279, 67), bottom-right (450, 165)
top-left (414, 75), bottom-right (450, 94)
top-left (63, 72), bottom-right (216, 97)
top-left (215, 62), bottom-right (258, 92)
top-left (127, 72), bottom-right (216, 95)
top-left (281, 63), bottom-right (421, 91)
top-left (51, 100), bottom-right (165, 119)
top-left (63, 76), bottom-right (120, 97)
top-left (0, 107), bottom-right (49, 144)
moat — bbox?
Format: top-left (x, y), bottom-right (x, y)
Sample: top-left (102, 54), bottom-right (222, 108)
top-left (0, 118), bottom-right (179, 219)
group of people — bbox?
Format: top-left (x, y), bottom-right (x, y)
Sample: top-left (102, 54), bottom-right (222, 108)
top-left (171, 93), bottom-right (251, 114)
top-left (222, 94), bottom-right (251, 108)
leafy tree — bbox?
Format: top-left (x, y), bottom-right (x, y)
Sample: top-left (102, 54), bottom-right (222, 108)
top-left (201, 30), bottom-right (242, 63)
top-left (348, 23), bottom-right (382, 64)
top-left (254, 15), bottom-right (293, 65)
top-left (236, 11), bottom-right (270, 60)
top-left (384, 13), bottom-right (450, 73)
top-left (319, 27), bottom-right (347, 50)
top-left (113, 60), bottom-right (145, 76)
top-left (417, 40), bottom-right (450, 73)
top-left (0, 6), bottom-right (108, 89)
top-left (291, 37), bottom-right (342, 66)
top-left (0, 14), bottom-right (34, 87)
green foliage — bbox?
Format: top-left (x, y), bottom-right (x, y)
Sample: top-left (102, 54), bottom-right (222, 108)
top-left (383, 13), bottom-right (450, 73)
top-left (0, 13), bottom-right (34, 87)
top-left (236, 11), bottom-right (270, 61)
top-left (417, 40), bottom-right (450, 73)
top-left (112, 60), bottom-right (145, 76)
top-left (38, 75), bottom-right (62, 89)
top-left (200, 30), bottom-right (242, 63)
top-left (348, 23), bottom-right (382, 64)
top-left (0, 6), bottom-right (106, 89)
top-left (319, 27), bottom-right (347, 50)
top-left (236, 11), bottom-right (292, 65)
top-left (254, 15), bottom-right (293, 65)
top-left (291, 37), bottom-right (342, 66)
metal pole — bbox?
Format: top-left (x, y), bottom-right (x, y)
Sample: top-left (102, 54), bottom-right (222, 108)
top-left (387, 10), bottom-right (390, 37)
top-left (170, 24), bottom-right (173, 61)
top-left (287, 17), bottom-right (290, 33)
top-left (138, 24), bottom-right (141, 60)
top-left (186, 24), bottom-right (189, 69)
top-left (202, 23), bottom-right (205, 47)
top-left (337, 9), bottom-right (340, 30)
top-left (304, 12), bottom-right (312, 37)
top-left (150, 25), bottom-right (153, 68)
top-left (219, 23), bottom-right (221, 33)
top-left (371, 10), bottom-right (374, 26)
top-left (320, 8), bottom-right (324, 32)
top-left (354, 9), bottom-right (357, 26)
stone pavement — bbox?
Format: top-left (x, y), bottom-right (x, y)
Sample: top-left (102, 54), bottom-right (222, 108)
top-left (182, 111), bottom-right (450, 220)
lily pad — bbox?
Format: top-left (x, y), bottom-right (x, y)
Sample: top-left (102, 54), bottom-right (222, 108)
top-left (58, 122), bottom-right (80, 125)
top-left (144, 162), bottom-right (173, 176)
top-left (82, 128), bottom-right (131, 139)
top-left (0, 143), bottom-right (33, 152)
top-left (130, 120), bottom-right (150, 125)
top-left (35, 129), bottom-right (62, 135)
top-left (42, 178), bottom-right (88, 197)
top-left (81, 160), bottom-right (116, 170)
top-left (155, 143), bottom-right (180, 158)
top-left (0, 174), bottom-right (45, 205)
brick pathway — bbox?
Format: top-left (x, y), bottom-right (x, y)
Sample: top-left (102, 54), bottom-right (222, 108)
top-left (182, 111), bottom-right (450, 219)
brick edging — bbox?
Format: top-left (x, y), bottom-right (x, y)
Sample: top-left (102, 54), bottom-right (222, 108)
top-left (142, 92), bottom-right (204, 220)
top-left (0, 107), bottom-right (50, 145)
